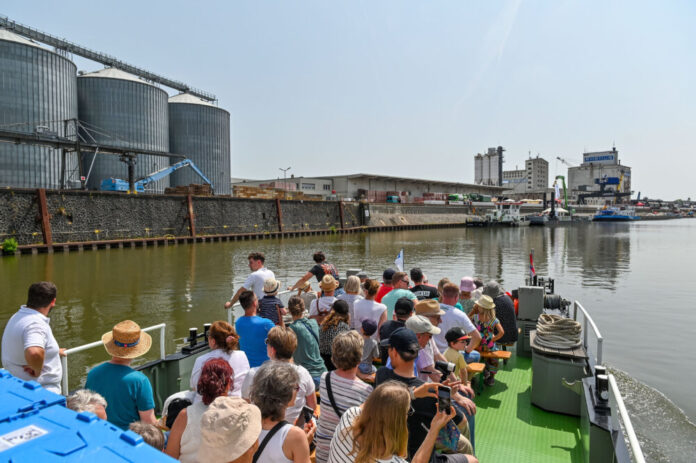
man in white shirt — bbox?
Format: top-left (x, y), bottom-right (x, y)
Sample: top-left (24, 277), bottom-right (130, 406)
top-left (435, 283), bottom-right (481, 356)
top-left (1, 282), bottom-right (64, 393)
top-left (225, 252), bottom-right (275, 308)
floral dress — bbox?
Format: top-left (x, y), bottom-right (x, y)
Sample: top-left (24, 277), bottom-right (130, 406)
top-left (473, 314), bottom-right (501, 374)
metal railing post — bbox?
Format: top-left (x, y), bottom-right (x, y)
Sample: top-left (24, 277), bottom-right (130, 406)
top-left (60, 356), bottom-right (68, 396)
top-left (608, 375), bottom-right (646, 463)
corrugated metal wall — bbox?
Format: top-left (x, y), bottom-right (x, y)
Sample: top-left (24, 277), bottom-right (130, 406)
top-left (0, 35), bottom-right (78, 189)
top-left (78, 72), bottom-right (169, 193)
top-left (168, 98), bottom-right (230, 195)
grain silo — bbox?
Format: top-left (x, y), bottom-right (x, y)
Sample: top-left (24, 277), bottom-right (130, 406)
top-left (77, 68), bottom-right (169, 193)
top-left (0, 29), bottom-right (78, 189)
top-left (168, 93), bottom-right (230, 195)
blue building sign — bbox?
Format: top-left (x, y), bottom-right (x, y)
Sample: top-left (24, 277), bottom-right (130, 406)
top-left (583, 151), bottom-right (617, 165)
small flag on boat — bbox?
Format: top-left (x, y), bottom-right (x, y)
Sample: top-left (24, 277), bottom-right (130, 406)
top-left (394, 249), bottom-right (404, 272)
top-left (554, 181), bottom-right (561, 203)
top-left (529, 250), bottom-right (536, 278)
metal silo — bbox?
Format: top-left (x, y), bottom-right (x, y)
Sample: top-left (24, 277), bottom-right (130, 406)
top-left (0, 29), bottom-right (78, 189)
top-left (168, 93), bottom-right (230, 195)
top-left (77, 68), bottom-right (169, 193)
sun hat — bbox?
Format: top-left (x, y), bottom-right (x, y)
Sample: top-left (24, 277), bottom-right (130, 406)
top-left (379, 327), bottom-right (420, 356)
top-left (197, 396), bottom-right (262, 462)
top-left (319, 274), bottom-right (339, 291)
top-left (405, 315), bottom-right (441, 336)
top-left (415, 299), bottom-right (445, 316)
top-left (382, 268), bottom-right (396, 282)
top-left (102, 320), bottom-right (152, 359)
top-left (482, 281), bottom-right (505, 298)
top-left (357, 271), bottom-right (368, 279)
top-left (476, 295), bottom-right (496, 311)
top-left (460, 277), bottom-right (476, 293)
top-left (263, 278), bottom-right (281, 296)
top-left (445, 326), bottom-right (471, 344)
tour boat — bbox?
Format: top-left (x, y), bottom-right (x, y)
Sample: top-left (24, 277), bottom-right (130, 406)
top-left (592, 206), bottom-right (640, 222)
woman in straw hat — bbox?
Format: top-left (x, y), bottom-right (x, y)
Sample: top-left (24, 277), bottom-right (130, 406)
top-left (309, 275), bottom-right (340, 324)
top-left (85, 320), bottom-right (156, 429)
top-left (197, 396), bottom-right (263, 463)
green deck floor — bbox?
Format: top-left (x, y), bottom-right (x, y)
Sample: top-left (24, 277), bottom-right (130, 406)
top-left (473, 353), bottom-right (585, 462)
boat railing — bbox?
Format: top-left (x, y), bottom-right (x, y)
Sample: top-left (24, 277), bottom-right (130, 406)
top-left (573, 301), bottom-right (603, 365)
top-left (608, 374), bottom-right (646, 463)
top-left (59, 323), bottom-right (167, 396)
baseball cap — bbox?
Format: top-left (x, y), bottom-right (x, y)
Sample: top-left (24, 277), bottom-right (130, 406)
top-left (405, 315), bottom-right (441, 336)
top-left (383, 268), bottom-right (396, 282)
top-left (379, 327), bottom-right (420, 356)
top-left (445, 326), bottom-right (471, 344)
top-left (394, 297), bottom-right (415, 317)
top-left (361, 319), bottom-right (378, 336)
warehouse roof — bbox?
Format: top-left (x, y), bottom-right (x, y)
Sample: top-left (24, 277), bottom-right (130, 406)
top-left (317, 173), bottom-right (508, 191)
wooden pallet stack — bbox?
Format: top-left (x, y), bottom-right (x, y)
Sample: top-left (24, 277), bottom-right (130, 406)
top-left (164, 184), bottom-right (213, 196)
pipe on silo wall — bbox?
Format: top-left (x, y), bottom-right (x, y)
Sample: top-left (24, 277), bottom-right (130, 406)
top-left (0, 31), bottom-right (78, 189)
top-left (168, 94), bottom-right (231, 195)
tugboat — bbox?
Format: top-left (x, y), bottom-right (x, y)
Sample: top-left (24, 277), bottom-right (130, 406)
top-left (593, 205), bottom-right (640, 221)
top-left (528, 207), bottom-right (572, 226)
top-left (486, 201), bottom-right (524, 226)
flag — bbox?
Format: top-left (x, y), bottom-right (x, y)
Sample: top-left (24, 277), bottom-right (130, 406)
top-left (529, 250), bottom-right (536, 278)
top-left (554, 181), bottom-right (561, 203)
top-left (394, 249), bottom-right (404, 272)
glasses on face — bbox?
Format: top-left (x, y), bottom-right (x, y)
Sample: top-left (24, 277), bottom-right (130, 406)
top-left (401, 279), bottom-right (410, 285)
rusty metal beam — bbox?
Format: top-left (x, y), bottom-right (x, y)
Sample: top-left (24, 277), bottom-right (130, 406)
top-left (275, 198), bottom-right (284, 232)
top-left (187, 194), bottom-right (196, 237)
top-left (338, 201), bottom-right (345, 229)
top-left (36, 189), bottom-right (52, 246)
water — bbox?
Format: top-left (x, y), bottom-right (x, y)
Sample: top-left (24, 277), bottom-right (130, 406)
top-left (1, 221), bottom-right (695, 460)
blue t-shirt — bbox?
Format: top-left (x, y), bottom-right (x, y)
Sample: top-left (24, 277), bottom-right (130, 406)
top-left (258, 295), bottom-right (284, 325)
top-left (381, 289), bottom-right (418, 320)
top-left (236, 315), bottom-right (275, 367)
top-left (85, 362), bottom-right (155, 430)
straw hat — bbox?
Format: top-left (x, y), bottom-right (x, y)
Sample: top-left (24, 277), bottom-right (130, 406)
top-left (263, 278), bottom-right (281, 296)
top-left (197, 396), bottom-right (262, 462)
top-left (102, 320), bottom-right (152, 359)
top-left (319, 274), bottom-right (339, 291)
top-left (476, 295), bottom-right (496, 311)
top-left (415, 299), bottom-right (445, 316)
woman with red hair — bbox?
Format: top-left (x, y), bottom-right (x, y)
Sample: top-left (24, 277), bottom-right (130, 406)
top-left (165, 358), bottom-right (233, 461)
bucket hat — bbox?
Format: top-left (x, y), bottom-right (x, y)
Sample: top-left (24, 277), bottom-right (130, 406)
top-left (415, 299), bottom-right (445, 316)
top-left (263, 278), bottom-right (280, 296)
top-left (475, 295), bottom-right (496, 311)
top-left (102, 320), bottom-right (152, 359)
top-left (405, 315), bottom-right (441, 336)
top-left (197, 396), bottom-right (262, 462)
top-left (459, 277), bottom-right (476, 293)
top-left (319, 274), bottom-right (339, 291)
top-left (482, 281), bottom-right (505, 298)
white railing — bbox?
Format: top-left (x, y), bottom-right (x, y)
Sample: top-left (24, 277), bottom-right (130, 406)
top-left (60, 323), bottom-right (166, 396)
top-left (573, 301), bottom-right (604, 365)
top-left (608, 374), bottom-right (646, 463)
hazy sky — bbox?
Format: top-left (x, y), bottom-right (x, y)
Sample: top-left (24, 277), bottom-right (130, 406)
top-left (4, 1), bottom-right (695, 198)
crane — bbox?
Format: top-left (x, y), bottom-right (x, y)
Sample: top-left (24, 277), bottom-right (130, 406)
top-left (556, 156), bottom-right (578, 167)
top-left (100, 159), bottom-right (213, 194)
top-left (554, 175), bottom-right (568, 209)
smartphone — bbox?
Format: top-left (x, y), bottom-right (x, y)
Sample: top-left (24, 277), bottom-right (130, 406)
top-left (438, 386), bottom-right (451, 412)
top-left (296, 405), bottom-right (314, 427)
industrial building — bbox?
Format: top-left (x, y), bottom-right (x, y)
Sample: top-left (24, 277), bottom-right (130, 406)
top-left (0, 17), bottom-right (231, 194)
top-left (567, 148), bottom-right (631, 204)
top-left (475, 145), bottom-right (549, 196)
top-left (474, 147), bottom-right (504, 186)
top-left (233, 173), bottom-right (506, 201)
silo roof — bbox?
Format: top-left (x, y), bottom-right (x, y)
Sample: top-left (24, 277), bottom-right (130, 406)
top-left (79, 67), bottom-right (158, 87)
top-left (169, 93), bottom-right (216, 107)
top-left (0, 28), bottom-right (45, 49)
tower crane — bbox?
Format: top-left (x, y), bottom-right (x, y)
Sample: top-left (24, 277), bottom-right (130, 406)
top-left (556, 156), bottom-right (578, 167)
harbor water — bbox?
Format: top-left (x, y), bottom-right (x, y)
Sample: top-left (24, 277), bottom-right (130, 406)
top-left (1, 220), bottom-right (695, 461)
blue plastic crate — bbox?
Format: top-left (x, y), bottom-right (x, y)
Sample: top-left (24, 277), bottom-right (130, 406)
top-left (0, 406), bottom-right (175, 462)
top-left (0, 369), bottom-right (65, 422)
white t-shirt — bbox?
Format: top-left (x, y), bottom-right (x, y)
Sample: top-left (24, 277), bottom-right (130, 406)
top-left (336, 293), bottom-right (364, 330)
top-left (309, 296), bottom-right (337, 318)
top-left (241, 362), bottom-right (315, 424)
top-left (352, 299), bottom-right (387, 339)
top-left (1, 306), bottom-right (62, 393)
top-left (433, 303), bottom-right (477, 353)
top-left (328, 406), bottom-right (407, 463)
top-left (416, 337), bottom-right (439, 382)
top-left (189, 349), bottom-right (250, 401)
top-left (242, 267), bottom-right (275, 300)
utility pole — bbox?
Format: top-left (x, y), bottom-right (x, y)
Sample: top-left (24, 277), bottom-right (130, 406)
top-left (279, 167), bottom-right (291, 190)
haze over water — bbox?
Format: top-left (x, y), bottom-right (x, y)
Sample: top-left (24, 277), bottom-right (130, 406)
top-left (1, 220), bottom-right (695, 460)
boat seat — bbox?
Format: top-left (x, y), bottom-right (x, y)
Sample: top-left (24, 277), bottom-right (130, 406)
top-left (466, 362), bottom-right (486, 376)
top-left (480, 350), bottom-right (512, 360)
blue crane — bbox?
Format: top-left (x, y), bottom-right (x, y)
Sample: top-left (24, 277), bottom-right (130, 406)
top-left (99, 159), bottom-right (214, 193)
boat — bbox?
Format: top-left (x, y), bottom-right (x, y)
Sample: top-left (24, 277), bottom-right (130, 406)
top-left (593, 205), bottom-right (640, 221)
top-left (486, 201), bottom-right (524, 226)
top-left (48, 270), bottom-right (646, 463)
top-left (529, 206), bottom-right (573, 226)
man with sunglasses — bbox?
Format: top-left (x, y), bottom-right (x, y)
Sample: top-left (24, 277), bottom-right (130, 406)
top-left (381, 271), bottom-right (418, 321)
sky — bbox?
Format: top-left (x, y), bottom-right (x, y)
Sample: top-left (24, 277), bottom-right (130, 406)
top-left (3, 1), bottom-right (695, 199)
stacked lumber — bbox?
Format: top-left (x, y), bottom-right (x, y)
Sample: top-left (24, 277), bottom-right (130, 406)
top-left (164, 184), bottom-right (213, 196)
top-left (233, 185), bottom-right (322, 201)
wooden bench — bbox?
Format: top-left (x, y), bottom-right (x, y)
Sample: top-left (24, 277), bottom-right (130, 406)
top-left (466, 362), bottom-right (486, 375)
top-left (479, 350), bottom-right (512, 360)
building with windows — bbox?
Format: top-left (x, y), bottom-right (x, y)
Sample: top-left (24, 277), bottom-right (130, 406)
top-left (567, 148), bottom-right (631, 203)
top-left (500, 156), bottom-right (549, 195)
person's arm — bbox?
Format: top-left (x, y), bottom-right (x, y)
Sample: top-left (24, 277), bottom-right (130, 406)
top-left (466, 330), bottom-right (482, 352)
top-left (452, 393), bottom-right (476, 415)
top-left (138, 408), bottom-right (157, 425)
top-left (491, 321), bottom-right (505, 343)
top-left (412, 405), bottom-right (457, 463)
top-left (23, 347), bottom-right (45, 377)
top-left (305, 391), bottom-right (317, 410)
top-left (289, 271), bottom-right (314, 291)
top-left (164, 408), bottom-right (187, 457)
top-left (377, 311), bottom-right (387, 330)
top-left (225, 286), bottom-right (247, 308)
top-left (284, 425), bottom-right (311, 463)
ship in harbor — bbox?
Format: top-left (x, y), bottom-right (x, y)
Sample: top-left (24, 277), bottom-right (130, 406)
top-left (593, 205), bottom-right (641, 222)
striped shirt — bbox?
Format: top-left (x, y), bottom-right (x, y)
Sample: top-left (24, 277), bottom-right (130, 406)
top-left (327, 406), bottom-right (408, 463)
top-left (314, 372), bottom-right (373, 463)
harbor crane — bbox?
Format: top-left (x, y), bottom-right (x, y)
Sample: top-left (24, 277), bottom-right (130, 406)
top-left (556, 156), bottom-right (578, 167)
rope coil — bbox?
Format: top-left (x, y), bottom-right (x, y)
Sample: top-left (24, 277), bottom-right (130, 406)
top-left (535, 314), bottom-right (582, 349)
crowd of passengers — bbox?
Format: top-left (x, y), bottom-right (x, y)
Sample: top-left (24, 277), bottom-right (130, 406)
top-left (1, 251), bottom-right (521, 463)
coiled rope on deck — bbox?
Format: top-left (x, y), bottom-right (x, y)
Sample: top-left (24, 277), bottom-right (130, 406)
top-left (535, 314), bottom-right (582, 349)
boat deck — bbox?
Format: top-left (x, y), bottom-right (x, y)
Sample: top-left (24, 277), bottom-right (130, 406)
top-left (474, 352), bottom-right (585, 462)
